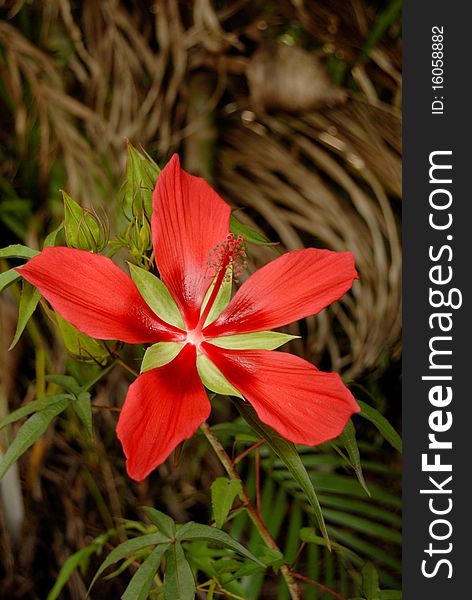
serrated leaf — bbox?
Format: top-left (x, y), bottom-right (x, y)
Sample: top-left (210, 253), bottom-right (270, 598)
top-left (362, 561), bottom-right (380, 600)
top-left (0, 268), bottom-right (21, 294)
top-left (176, 522), bottom-right (263, 565)
top-left (56, 313), bottom-right (109, 362)
top-left (234, 397), bottom-right (330, 549)
top-left (0, 394), bottom-right (74, 431)
top-left (89, 532), bottom-right (172, 593)
top-left (0, 397), bottom-right (70, 480)
top-left (164, 541), bottom-right (195, 600)
top-left (201, 268), bottom-right (232, 327)
top-left (208, 331), bottom-right (299, 351)
top-left (142, 508), bottom-right (176, 539)
top-left (124, 143), bottom-right (160, 220)
top-left (128, 263), bottom-right (185, 329)
top-left (0, 244), bottom-right (39, 260)
top-left (230, 215), bottom-right (276, 247)
top-left (122, 543), bottom-right (169, 600)
top-left (357, 401), bottom-right (402, 453)
top-left (337, 420), bottom-right (370, 496)
top-left (211, 477), bottom-right (242, 528)
top-left (62, 191), bottom-right (101, 252)
top-left (73, 392), bottom-right (93, 436)
top-left (196, 354), bottom-right (243, 399)
top-left (141, 343), bottom-right (184, 373)
top-left (9, 280), bottom-right (41, 349)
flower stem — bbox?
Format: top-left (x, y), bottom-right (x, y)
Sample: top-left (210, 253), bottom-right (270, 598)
top-left (200, 422), bottom-right (302, 600)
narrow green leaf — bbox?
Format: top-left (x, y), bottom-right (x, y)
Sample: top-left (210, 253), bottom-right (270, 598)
top-left (73, 392), bottom-right (93, 437)
top-left (196, 354), bottom-right (243, 399)
top-left (0, 268), bottom-right (21, 294)
top-left (211, 477), bottom-right (242, 528)
top-left (122, 543), bottom-right (169, 600)
top-left (201, 269), bottom-right (232, 327)
top-left (337, 420), bottom-right (370, 496)
top-left (176, 522), bottom-right (263, 565)
top-left (299, 528), bottom-right (360, 560)
top-left (46, 375), bottom-right (82, 395)
top-left (0, 398), bottom-right (70, 480)
top-left (357, 401), bottom-right (402, 453)
top-left (0, 244), bottom-right (39, 260)
top-left (89, 532), bottom-right (172, 592)
top-left (362, 561), bottom-right (380, 600)
top-left (47, 532), bottom-right (113, 600)
top-left (379, 591), bottom-right (402, 599)
top-left (164, 541), bottom-right (195, 600)
top-left (234, 397), bottom-right (330, 548)
top-left (9, 281), bottom-right (41, 349)
top-left (230, 215), bottom-right (276, 247)
top-left (142, 508), bottom-right (176, 539)
top-left (128, 264), bottom-right (185, 329)
top-left (141, 343), bottom-right (184, 373)
top-left (43, 223), bottom-right (64, 248)
top-left (208, 331), bottom-right (299, 351)
top-left (0, 394), bottom-right (73, 431)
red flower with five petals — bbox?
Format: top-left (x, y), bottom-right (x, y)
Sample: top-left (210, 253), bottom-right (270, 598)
top-left (18, 155), bottom-right (360, 480)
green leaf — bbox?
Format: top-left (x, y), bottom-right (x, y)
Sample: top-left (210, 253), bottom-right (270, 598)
top-left (128, 263), bottom-right (185, 329)
top-left (142, 508), bottom-right (176, 539)
top-left (196, 354), bottom-right (243, 399)
top-left (176, 522), bottom-right (263, 565)
top-left (141, 343), bottom-right (184, 373)
top-left (362, 561), bottom-right (380, 600)
top-left (62, 191), bottom-right (101, 252)
top-left (47, 532), bottom-right (113, 600)
top-left (55, 313), bottom-right (108, 362)
top-left (46, 374), bottom-right (82, 395)
top-left (299, 528), bottom-right (360, 560)
top-left (0, 268), bottom-right (21, 294)
top-left (89, 532), bottom-right (172, 592)
top-left (73, 392), bottom-right (93, 437)
top-left (124, 143), bottom-right (160, 220)
top-left (201, 269), bottom-right (232, 327)
top-left (336, 420), bottom-right (370, 496)
top-left (379, 591), bottom-right (402, 599)
top-left (211, 477), bottom-right (242, 528)
top-left (9, 281), bottom-right (41, 349)
top-left (234, 397), bottom-right (330, 549)
top-left (43, 223), bottom-right (64, 248)
top-left (0, 244), bottom-right (39, 260)
top-left (0, 397), bottom-right (70, 480)
top-left (208, 331), bottom-right (299, 351)
top-left (357, 401), bottom-right (402, 453)
top-left (230, 215), bottom-right (276, 247)
top-left (164, 541), bottom-right (195, 600)
top-left (122, 543), bottom-right (169, 600)
top-left (0, 394), bottom-right (73, 431)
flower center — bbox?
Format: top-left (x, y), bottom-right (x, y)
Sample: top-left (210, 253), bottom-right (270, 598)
top-left (186, 328), bottom-right (205, 347)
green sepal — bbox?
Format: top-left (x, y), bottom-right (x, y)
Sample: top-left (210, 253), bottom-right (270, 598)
top-left (141, 342), bottom-right (184, 372)
top-left (128, 263), bottom-right (185, 329)
top-left (124, 142), bottom-right (160, 220)
top-left (62, 191), bottom-right (103, 252)
top-left (196, 354), bottom-right (243, 399)
top-left (208, 331), bottom-right (298, 351)
top-left (56, 313), bottom-right (109, 363)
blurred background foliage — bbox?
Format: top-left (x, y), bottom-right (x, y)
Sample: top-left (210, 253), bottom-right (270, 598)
top-left (0, 0), bottom-right (401, 598)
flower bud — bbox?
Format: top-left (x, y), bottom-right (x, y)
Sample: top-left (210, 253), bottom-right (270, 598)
top-left (62, 191), bottom-right (109, 253)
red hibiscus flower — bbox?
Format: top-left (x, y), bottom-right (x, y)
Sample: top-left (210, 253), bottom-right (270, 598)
top-left (17, 155), bottom-right (360, 480)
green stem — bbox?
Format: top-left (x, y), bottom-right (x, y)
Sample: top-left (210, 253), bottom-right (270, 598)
top-left (200, 422), bottom-right (302, 600)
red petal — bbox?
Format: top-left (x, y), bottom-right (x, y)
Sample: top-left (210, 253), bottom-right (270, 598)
top-left (202, 343), bottom-right (360, 446)
top-left (204, 249), bottom-right (358, 337)
top-left (116, 344), bottom-right (210, 480)
top-left (152, 154), bottom-right (231, 329)
top-left (17, 247), bottom-right (183, 343)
